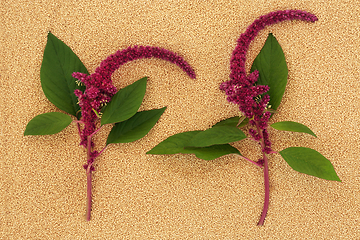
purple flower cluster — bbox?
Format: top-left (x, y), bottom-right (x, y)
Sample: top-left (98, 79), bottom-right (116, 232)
top-left (220, 69), bottom-right (272, 153)
top-left (73, 46), bottom-right (196, 170)
top-left (96, 46), bottom-right (196, 80)
top-left (228, 10), bottom-right (317, 86)
top-left (220, 10), bottom-right (318, 154)
top-left (73, 72), bottom-right (116, 148)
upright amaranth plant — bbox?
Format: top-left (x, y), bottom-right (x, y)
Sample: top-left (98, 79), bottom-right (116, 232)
top-left (147, 10), bottom-right (341, 225)
top-left (24, 32), bottom-right (195, 221)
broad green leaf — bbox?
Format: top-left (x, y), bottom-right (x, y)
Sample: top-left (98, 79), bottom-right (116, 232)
top-left (107, 107), bottom-right (166, 144)
top-left (182, 144), bottom-right (241, 160)
top-left (40, 32), bottom-right (88, 117)
top-left (213, 116), bottom-right (249, 128)
top-left (271, 121), bottom-right (317, 137)
top-left (279, 147), bottom-right (341, 182)
top-left (250, 33), bottom-right (288, 111)
top-left (146, 131), bottom-right (201, 155)
top-left (24, 112), bottom-right (72, 136)
top-left (101, 77), bottom-right (147, 125)
top-left (188, 126), bottom-right (247, 148)
top-left (147, 130), bottom-right (242, 160)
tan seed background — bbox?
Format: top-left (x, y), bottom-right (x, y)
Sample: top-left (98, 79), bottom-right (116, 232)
top-left (1, 0), bottom-right (359, 239)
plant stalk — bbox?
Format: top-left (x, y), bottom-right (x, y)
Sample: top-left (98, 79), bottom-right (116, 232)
top-left (86, 167), bottom-right (92, 221)
top-left (85, 126), bottom-right (104, 221)
top-left (255, 122), bottom-right (270, 226)
top-left (86, 135), bottom-right (93, 221)
top-left (257, 152), bottom-right (270, 226)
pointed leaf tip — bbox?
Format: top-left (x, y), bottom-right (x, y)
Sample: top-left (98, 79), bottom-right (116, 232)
top-left (40, 32), bottom-right (88, 117)
top-left (147, 131), bottom-right (202, 155)
top-left (24, 112), bottom-right (72, 136)
top-left (147, 129), bottom-right (242, 160)
top-left (279, 147), bottom-right (341, 182)
top-left (271, 121), bottom-right (317, 137)
top-left (212, 116), bottom-right (249, 128)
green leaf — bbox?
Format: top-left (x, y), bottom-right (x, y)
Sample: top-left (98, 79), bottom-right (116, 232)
top-left (146, 131), bottom-right (201, 155)
top-left (271, 121), bottom-right (317, 137)
top-left (107, 107), bottom-right (166, 144)
top-left (40, 32), bottom-right (88, 117)
top-left (182, 144), bottom-right (241, 160)
top-left (187, 126), bottom-right (247, 147)
top-left (101, 77), bottom-right (147, 125)
top-left (213, 116), bottom-right (249, 128)
top-left (147, 127), bottom-right (244, 160)
top-left (279, 147), bottom-right (341, 182)
top-left (250, 33), bottom-right (288, 111)
top-left (24, 112), bottom-right (72, 136)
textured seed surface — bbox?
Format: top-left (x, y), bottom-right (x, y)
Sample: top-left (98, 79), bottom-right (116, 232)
top-left (1, 0), bottom-right (359, 239)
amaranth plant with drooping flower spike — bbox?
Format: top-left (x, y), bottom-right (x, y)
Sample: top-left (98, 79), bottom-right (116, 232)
top-left (147, 10), bottom-right (341, 226)
top-left (24, 33), bottom-right (196, 221)
top-left (220, 9), bottom-right (319, 226)
top-left (72, 46), bottom-right (196, 221)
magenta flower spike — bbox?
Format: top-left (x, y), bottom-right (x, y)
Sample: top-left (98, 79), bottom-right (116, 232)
top-left (220, 10), bottom-right (318, 225)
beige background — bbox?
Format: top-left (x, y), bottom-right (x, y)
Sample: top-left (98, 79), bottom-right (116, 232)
top-left (1, 0), bottom-right (359, 239)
